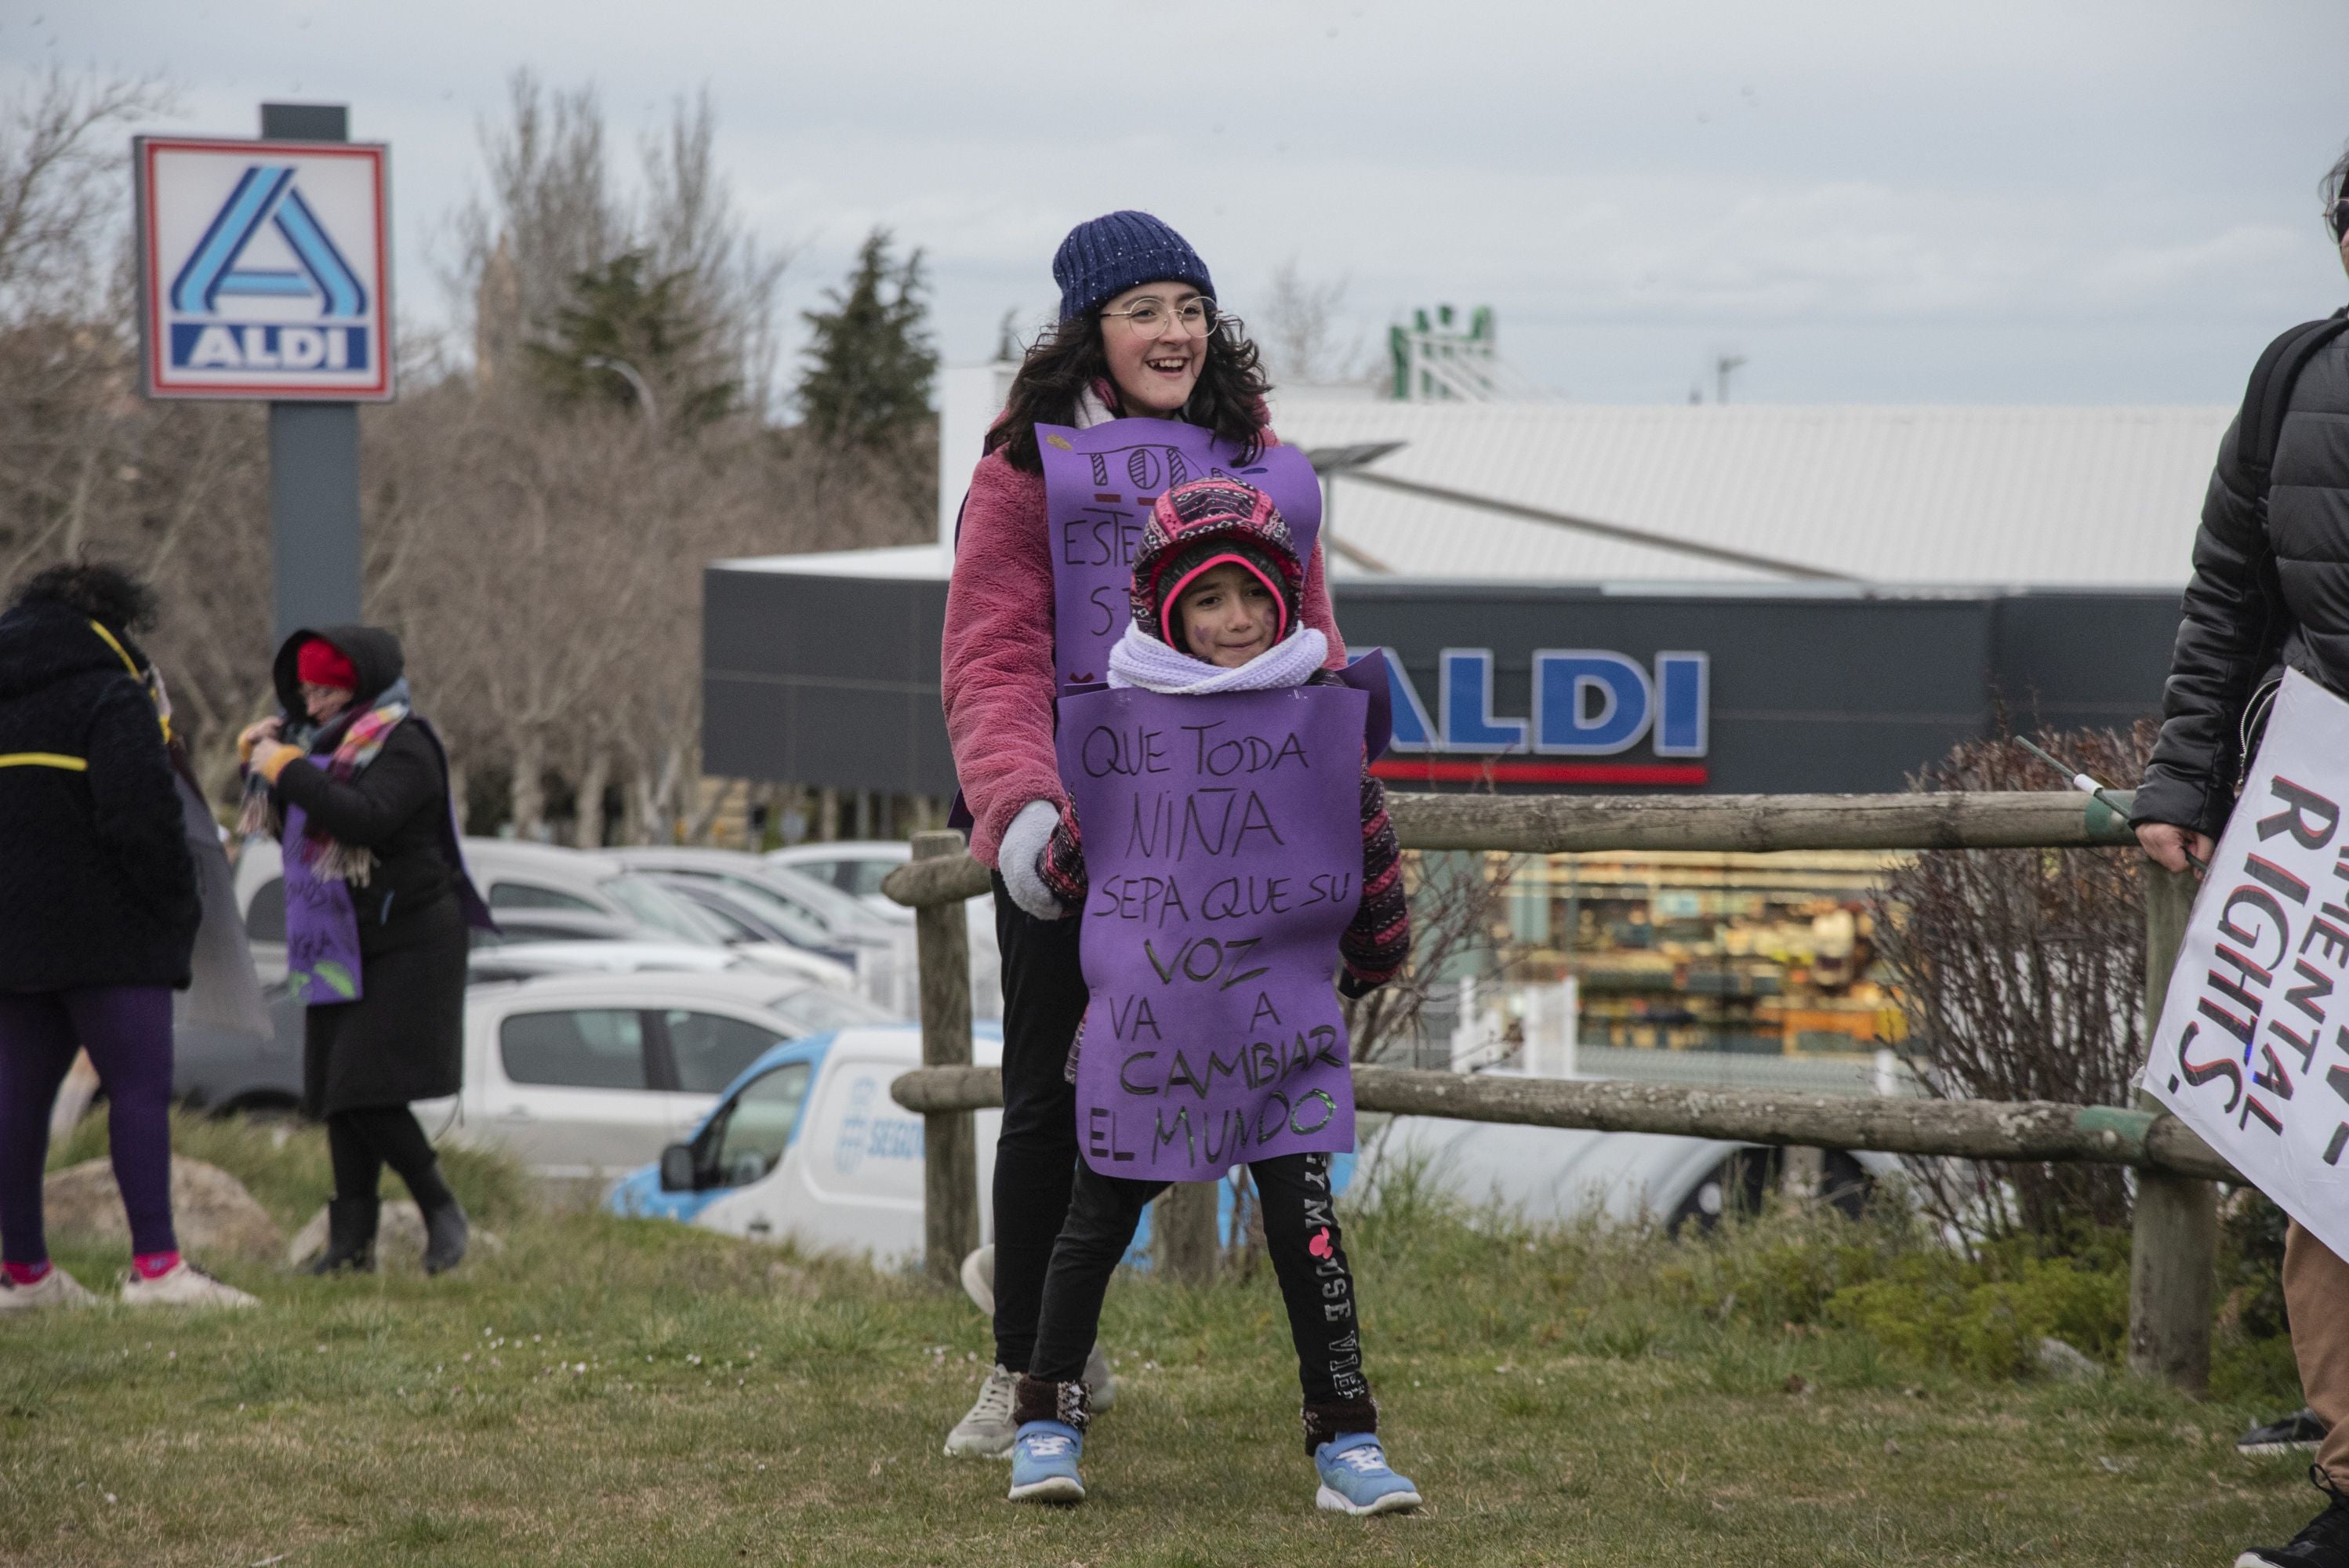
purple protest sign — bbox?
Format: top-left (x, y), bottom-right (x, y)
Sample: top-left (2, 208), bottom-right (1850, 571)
top-left (281, 804), bottom-right (364, 1005)
top-left (1057, 684), bottom-right (1367, 1181)
top-left (1039, 419), bottom-right (1320, 694)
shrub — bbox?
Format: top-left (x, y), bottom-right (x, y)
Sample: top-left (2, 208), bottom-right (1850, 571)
top-left (1824, 1232), bottom-right (2130, 1378)
top-left (1875, 720), bottom-right (2156, 1242)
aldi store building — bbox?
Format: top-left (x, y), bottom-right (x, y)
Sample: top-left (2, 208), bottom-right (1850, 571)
top-left (702, 562), bottom-right (2183, 801)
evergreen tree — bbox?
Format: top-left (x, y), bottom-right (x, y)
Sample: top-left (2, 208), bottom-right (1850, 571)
top-left (525, 249), bottom-right (738, 429)
top-left (797, 229), bottom-right (936, 448)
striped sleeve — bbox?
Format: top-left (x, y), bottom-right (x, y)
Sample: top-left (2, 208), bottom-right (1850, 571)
top-left (1338, 768), bottom-right (1408, 995)
top-left (1037, 807), bottom-right (1087, 912)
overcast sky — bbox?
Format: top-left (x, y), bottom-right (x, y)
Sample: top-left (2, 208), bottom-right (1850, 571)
top-left (12, 0), bottom-right (2349, 405)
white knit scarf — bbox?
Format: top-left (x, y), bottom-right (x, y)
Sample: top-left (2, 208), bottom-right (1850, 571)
top-left (1106, 622), bottom-right (1327, 695)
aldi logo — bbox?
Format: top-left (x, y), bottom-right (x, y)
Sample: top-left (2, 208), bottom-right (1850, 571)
top-left (136, 136), bottom-right (393, 401)
top-left (1367, 646), bottom-right (1711, 786)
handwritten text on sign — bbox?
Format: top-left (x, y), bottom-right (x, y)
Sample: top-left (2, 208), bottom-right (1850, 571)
top-left (1037, 419), bottom-right (1320, 694)
top-left (1058, 685), bottom-right (1365, 1181)
top-left (2147, 669), bottom-right (2349, 1262)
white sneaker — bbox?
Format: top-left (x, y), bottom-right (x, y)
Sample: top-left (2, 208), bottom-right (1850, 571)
top-left (0, 1267), bottom-right (98, 1312)
top-left (119, 1260), bottom-right (259, 1309)
top-left (960, 1245), bottom-right (996, 1315)
top-left (945, 1362), bottom-right (1019, 1458)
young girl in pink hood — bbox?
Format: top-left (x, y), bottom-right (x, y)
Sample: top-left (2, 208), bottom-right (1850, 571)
top-left (1000, 477), bottom-right (1419, 1515)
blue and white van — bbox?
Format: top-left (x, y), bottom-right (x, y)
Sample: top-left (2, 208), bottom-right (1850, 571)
top-left (608, 1024), bottom-right (1004, 1265)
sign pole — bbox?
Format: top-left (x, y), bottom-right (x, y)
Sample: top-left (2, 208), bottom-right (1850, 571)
top-left (259, 101), bottom-right (362, 644)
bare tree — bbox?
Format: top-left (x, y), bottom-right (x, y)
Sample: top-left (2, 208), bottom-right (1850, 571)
top-left (451, 71), bottom-right (625, 386)
top-left (0, 67), bottom-right (172, 320)
top-left (1874, 720), bottom-right (2157, 1240)
top-left (1254, 257), bottom-right (1362, 387)
top-left (639, 89), bottom-right (791, 419)
top-left (1346, 848), bottom-right (1521, 1065)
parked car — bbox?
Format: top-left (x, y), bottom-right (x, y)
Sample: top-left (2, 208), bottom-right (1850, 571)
top-left (764, 840), bottom-right (917, 915)
top-left (172, 981), bottom-right (307, 1116)
top-left (637, 872), bottom-right (860, 968)
top-left (611, 848), bottom-right (900, 946)
top-left (234, 837), bottom-right (856, 993)
top-left (464, 940), bottom-right (745, 985)
top-left (611, 848), bottom-right (917, 1013)
top-left (413, 971), bottom-right (891, 1179)
top-left (764, 840), bottom-right (1004, 1020)
top-left (1356, 1071), bottom-right (1892, 1234)
top-left (609, 1022), bottom-right (1002, 1265)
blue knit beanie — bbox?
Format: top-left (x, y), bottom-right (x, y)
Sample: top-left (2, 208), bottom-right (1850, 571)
top-left (1052, 211), bottom-right (1214, 321)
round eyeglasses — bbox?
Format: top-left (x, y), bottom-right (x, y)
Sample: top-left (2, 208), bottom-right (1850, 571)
top-left (1100, 296), bottom-right (1225, 337)
top-left (2328, 198), bottom-right (2349, 245)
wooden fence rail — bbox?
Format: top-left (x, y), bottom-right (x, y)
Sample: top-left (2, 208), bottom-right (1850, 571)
top-left (886, 792), bottom-right (2231, 1393)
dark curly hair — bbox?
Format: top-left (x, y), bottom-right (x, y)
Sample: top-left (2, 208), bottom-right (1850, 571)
top-left (985, 311), bottom-right (1272, 474)
top-left (12, 561), bottom-right (160, 635)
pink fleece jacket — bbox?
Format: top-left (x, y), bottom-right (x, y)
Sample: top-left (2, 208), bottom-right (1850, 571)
top-left (941, 440), bottom-right (1346, 866)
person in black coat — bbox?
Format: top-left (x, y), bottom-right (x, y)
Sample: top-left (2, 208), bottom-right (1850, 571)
top-left (2133, 147), bottom-right (2349, 1568)
top-left (242, 625), bottom-right (490, 1276)
top-left (0, 562), bottom-right (256, 1311)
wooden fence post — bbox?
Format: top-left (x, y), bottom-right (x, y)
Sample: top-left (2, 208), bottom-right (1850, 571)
top-left (912, 830), bottom-right (979, 1290)
top-left (2129, 864), bottom-right (2216, 1393)
top-left (1154, 1181), bottom-right (1221, 1287)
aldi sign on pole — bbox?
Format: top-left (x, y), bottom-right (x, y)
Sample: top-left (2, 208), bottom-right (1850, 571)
top-left (134, 136), bottom-right (392, 401)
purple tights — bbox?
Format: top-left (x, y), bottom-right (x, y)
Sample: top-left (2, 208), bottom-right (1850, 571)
top-left (0, 986), bottom-right (177, 1264)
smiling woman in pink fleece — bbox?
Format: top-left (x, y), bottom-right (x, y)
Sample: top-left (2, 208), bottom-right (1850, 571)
top-left (936, 211), bottom-right (1346, 1460)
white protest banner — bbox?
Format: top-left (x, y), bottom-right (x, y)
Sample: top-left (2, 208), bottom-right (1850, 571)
top-left (2146, 668), bottom-right (2349, 1260)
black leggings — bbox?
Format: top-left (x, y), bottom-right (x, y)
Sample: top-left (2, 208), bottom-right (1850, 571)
top-left (327, 1105), bottom-right (453, 1212)
top-left (1030, 1152), bottom-right (1370, 1407)
top-left (988, 872), bottom-right (1090, 1373)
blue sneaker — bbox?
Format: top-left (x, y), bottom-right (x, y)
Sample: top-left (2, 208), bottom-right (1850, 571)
top-left (1007, 1420), bottom-right (1085, 1504)
top-left (1313, 1433), bottom-right (1421, 1516)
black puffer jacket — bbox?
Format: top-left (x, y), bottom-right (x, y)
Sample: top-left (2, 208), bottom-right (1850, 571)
top-left (269, 626), bottom-right (459, 953)
top-left (0, 598), bottom-right (200, 990)
top-left (2137, 327), bottom-right (2349, 837)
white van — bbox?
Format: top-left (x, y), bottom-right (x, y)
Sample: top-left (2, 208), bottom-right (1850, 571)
top-left (607, 1024), bottom-right (1003, 1266)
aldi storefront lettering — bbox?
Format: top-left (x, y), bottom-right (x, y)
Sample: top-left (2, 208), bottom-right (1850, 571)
top-left (169, 322), bottom-right (370, 372)
top-left (1370, 646), bottom-right (1709, 785)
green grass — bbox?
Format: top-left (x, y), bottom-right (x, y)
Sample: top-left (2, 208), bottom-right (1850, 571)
top-left (0, 1121), bottom-right (2324, 1566)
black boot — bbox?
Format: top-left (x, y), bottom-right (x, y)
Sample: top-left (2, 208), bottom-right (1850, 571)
top-left (307, 1196), bottom-right (379, 1275)
top-left (421, 1196), bottom-right (469, 1276)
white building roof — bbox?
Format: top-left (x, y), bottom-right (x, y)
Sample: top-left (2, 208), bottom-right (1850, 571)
top-left (719, 370), bottom-right (2233, 590)
top-left (1267, 397), bottom-right (2231, 588)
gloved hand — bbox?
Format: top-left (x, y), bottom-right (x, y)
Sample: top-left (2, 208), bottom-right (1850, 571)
top-left (999, 798), bottom-right (1075, 920)
top-left (249, 740), bottom-right (304, 783)
top-left (237, 716), bottom-right (281, 765)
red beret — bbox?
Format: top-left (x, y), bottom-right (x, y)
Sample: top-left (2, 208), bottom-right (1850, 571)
top-left (296, 638), bottom-right (358, 691)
